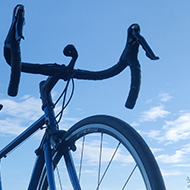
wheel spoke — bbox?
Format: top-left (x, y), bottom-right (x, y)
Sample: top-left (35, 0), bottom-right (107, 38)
top-left (97, 133), bottom-right (103, 190)
top-left (96, 142), bottom-right (121, 190)
top-left (55, 166), bottom-right (63, 190)
top-left (122, 164), bottom-right (137, 190)
top-left (78, 136), bottom-right (85, 181)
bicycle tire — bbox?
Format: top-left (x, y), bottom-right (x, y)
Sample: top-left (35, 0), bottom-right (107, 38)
top-left (37, 115), bottom-right (166, 190)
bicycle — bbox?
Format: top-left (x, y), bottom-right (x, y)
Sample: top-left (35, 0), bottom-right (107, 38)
top-left (0, 4), bottom-right (165, 190)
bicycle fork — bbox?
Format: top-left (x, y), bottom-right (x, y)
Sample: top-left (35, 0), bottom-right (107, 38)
top-left (43, 137), bottom-right (81, 190)
top-left (44, 140), bottom-right (56, 190)
top-left (63, 148), bottom-right (82, 190)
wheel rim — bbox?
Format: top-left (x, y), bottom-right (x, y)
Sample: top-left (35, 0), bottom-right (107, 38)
top-left (57, 123), bottom-right (151, 189)
top-left (38, 115), bottom-right (165, 190)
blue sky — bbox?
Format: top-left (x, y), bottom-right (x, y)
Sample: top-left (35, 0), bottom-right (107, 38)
top-left (0, 1), bottom-right (190, 189)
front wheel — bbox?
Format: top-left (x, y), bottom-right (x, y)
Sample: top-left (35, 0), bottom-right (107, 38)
top-left (41, 115), bottom-right (166, 190)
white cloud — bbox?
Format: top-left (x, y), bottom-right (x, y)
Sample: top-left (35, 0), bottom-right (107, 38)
top-left (0, 96), bottom-right (43, 136)
top-left (158, 93), bottom-right (173, 102)
top-left (0, 118), bottom-right (26, 136)
top-left (139, 105), bottom-right (170, 122)
top-left (145, 92), bottom-right (173, 104)
top-left (162, 113), bottom-right (190, 143)
top-left (131, 122), bottom-right (140, 127)
top-left (161, 170), bottom-right (183, 177)
top-left (140, 111), bottom-right (190, 144)
top-left (0, 96), bottom-right (42, 120)
top-left (146, 130), bottom-right (162, 140)
top-left (157, 150), bottom-right (184, 164)
top-left (150, 147), bottom-right (164, 154)
top-left (174, 164), bottom-right (190, 167)
top-left (156, 143), bottom-right (190, 164)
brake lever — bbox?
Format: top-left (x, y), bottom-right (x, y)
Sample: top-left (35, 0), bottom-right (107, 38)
top-left (140, 36), bottom-right (159, 60)
top-left (64, 44), bottom-right (78, 70)
top-left (120, 23), bottom-right (159, 109)
top-left (4, 4), bottom-right (25, 45)
top-left (4, 4), bottom-right (25, 96)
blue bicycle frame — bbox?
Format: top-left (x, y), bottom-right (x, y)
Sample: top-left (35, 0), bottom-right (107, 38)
top-left (0, 76), bottom-right (81, 190)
